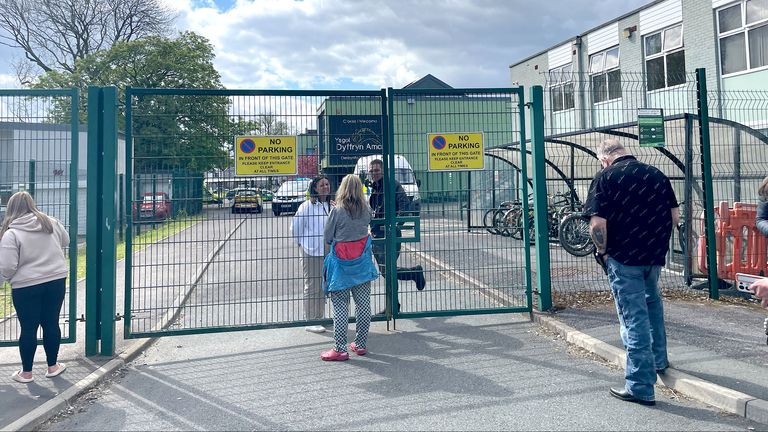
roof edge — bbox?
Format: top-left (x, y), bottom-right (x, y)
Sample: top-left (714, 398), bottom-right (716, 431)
top-left (508, 0), bottom-right (668, 70)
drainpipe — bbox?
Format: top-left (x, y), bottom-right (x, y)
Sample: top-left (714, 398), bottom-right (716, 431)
top-left (573, 36), bottom-right (587, 130)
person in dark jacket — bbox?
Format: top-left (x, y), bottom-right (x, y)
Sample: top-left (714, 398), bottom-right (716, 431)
top-left (367, 159), bottom-right (426, 296)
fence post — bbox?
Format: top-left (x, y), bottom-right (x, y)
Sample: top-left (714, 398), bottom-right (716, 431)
top-left (518, 86), bottom-right (534, 318)
top-left (27, 159), bottom-right (35, 197)
top-left (695, 69), bottom-right (720, 300)
top-left (100, 87), bottom-right (117, 355)
top-left (529, 86), bottom-right (552, 311)
top-left (118, 173), bottom-right (124, 242)
top-left (85, 86), bottom-right (117, 357)
top-left (85, 87), bottom-right (101, 357)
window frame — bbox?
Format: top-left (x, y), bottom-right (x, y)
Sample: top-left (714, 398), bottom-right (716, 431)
top-left (717, 0), bottom-right (768, 77)
top-left (589, 46), bottom-right (621, 104)
top-left (548, 63), bottom-right (575, 112)
top-left (644, 23), bottom-right (686, 91)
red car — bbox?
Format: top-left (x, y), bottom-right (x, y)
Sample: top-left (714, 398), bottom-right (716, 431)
top-left (134, 192), bottom-right (172, 221)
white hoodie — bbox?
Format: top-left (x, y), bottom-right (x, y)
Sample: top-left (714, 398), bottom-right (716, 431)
top-left (0, 213), bottom-right (69, 288)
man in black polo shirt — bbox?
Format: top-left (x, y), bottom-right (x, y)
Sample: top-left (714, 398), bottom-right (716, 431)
top-left (584, 138), bottom-right (679, 406)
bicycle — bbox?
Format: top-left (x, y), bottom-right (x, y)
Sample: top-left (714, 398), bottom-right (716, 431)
top-left (558, 211), bottom-right (595, 257)
top-left (484, 201), bottom-right (517, 236)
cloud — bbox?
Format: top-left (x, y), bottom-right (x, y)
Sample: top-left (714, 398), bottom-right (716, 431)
top-left (147, 0), bottom-right (653, 89)
top-left (0, 74), bottom-right (18, 87)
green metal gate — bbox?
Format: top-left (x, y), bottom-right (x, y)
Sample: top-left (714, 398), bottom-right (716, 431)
top-left (123, 87), bottom-right (532, 339)
top-left (384, 87), bottom-right (533, 320)
top-left (123, 88), bottom-right (391, 338)
top-left (0, 88), bottom-right (80, 347)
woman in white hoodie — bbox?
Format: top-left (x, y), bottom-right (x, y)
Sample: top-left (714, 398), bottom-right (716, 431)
top-left (0, 191), bottom-right (69, 383)
top-left (291, 176), bottom-right (332, 333)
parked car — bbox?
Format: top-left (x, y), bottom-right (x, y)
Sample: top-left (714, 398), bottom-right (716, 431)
top-left (272, 179), bottom-right (311, 216)
top-left (225, 187), bottom-right (255, 201)
top-left (260, 189), bottom-right (273, 202)
top-left (231, 189), bottom-right (263, 214)
top-left (134, 192), bottom-right (172, 221)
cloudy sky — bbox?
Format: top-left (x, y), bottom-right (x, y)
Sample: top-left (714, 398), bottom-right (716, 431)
top-left (0, 0), bottom-right (651, 89)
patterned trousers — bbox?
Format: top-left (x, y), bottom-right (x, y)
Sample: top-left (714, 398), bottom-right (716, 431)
top-left (329, 282), bottom-right (372, 352)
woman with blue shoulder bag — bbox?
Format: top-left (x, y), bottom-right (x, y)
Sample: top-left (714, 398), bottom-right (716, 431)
top-left (321, 174), bottom-right (379, 361)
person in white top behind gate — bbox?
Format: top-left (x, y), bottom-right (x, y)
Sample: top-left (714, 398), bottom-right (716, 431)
top-left (0, 191), bottom-right (69, 383)
top-left (291, 176), bottom-right (333, 333)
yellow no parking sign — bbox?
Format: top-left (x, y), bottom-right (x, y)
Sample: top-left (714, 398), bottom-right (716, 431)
top-left (427, 132), bottom-right (484, 171)
top-left (235, 136), bottom-right (297, 176)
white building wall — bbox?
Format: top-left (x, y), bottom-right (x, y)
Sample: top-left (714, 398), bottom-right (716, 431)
top-left (639, 0), bottom-right (683, 35)
top-left (712, 0), bottom-right (735, 7)
top-left (586, 23), bottom-right (620, 55)
top-left (547, 43), bottom-right (573, 69)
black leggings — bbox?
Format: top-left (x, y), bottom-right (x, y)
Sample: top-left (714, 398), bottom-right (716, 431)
top-left (12, 278), bottom-right (66, 372)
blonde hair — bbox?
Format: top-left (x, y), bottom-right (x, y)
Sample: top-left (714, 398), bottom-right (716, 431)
top-left (0, 191), bottom-right (53, 239)
top-left (759, 176), bottom-right (768, 201)
top-left (335, 174), bottom-right (369, 219)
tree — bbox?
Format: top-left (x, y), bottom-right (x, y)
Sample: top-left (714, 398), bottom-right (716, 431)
top-left (0, 0), bottom-right (175, 84)
top-left (35, 31), bottom-right (231, 173)
top-left (231, 113), bottom-right (291, 136)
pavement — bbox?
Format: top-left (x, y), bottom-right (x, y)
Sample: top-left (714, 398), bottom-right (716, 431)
top-left (0, 295), bottom-right (766, 431)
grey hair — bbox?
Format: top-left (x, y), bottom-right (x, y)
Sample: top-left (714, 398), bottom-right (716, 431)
top-left (596, 138), bottom-right (628, 159)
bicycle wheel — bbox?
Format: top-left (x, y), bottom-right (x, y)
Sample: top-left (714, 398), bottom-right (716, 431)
top-left (484, 208), bottom-right (498, 235)
top-left (499, 207), bottom-right (519, 237)
top-left (507, 208), bottom-right (525, 239)
top-left (558, 213), bottom-right (595, 257)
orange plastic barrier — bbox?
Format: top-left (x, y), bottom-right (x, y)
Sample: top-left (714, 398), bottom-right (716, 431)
top-left (698, 201), bottom-right (768, 280)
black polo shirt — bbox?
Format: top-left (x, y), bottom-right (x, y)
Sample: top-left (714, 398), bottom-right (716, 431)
top-left (584, 155), bottom-right (678, 266)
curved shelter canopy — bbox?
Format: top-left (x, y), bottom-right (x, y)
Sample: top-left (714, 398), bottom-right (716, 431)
top-left (482, 114), bottom-right (768, 210)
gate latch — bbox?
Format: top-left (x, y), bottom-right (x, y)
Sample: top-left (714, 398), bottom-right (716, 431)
top-left (114, 313), bottom-right (123, 322)
top-left (75, 314), bottom-right (86, 322)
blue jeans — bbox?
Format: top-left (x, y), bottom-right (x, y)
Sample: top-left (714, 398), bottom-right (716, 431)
top-left (606, 258), bottom-right (668, 402)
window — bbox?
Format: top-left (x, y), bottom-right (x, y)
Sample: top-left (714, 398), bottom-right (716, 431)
top-left (548, 64), bottom-right (574, 112)
top-left (589, 47), bottom-right (621, 103)
top-left (718, 0), bottom-right (768, 75)
top-left (644, 24), bottom-right (686, 91)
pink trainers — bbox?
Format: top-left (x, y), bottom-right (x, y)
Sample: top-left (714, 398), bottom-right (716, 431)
top-left (320, 349), bottom-right (349, 361)
top-left (349, 342), bottom-right (367, 356)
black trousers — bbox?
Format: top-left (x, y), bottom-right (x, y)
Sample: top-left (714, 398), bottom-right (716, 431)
top-left (371, 228), bottom-right (402, 274)
top-left (11, 278), bottom-right (66, 372)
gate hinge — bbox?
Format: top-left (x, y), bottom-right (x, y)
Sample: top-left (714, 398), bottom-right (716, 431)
top-left (75, 314), bottom-right (86, 322)
top-left (115, 313), bottom-right (123, 322)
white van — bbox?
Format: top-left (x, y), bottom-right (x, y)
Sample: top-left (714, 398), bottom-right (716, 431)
top-left (354, 155), bottom-right (421, 215)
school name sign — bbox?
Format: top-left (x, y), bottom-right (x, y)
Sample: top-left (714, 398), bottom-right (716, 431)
top-left (235, 136), bottom-right (297, 176)
top-left (427, 132), bottom-right (484, 171)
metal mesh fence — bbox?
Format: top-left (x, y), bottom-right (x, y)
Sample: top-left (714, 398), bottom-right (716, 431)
top-left (539, 70), bottom-right (768, 306)
top-left (0, 90), bottom-right (78, 345)
top-left (539, 72), bottom-right (703, 305)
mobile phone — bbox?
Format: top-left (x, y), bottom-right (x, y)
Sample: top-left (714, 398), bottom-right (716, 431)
top-left (735, 273), bottom-right (766, 293)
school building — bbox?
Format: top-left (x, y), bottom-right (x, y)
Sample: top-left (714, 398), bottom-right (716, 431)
top-left (508, 0), bottom-right (768, 134)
